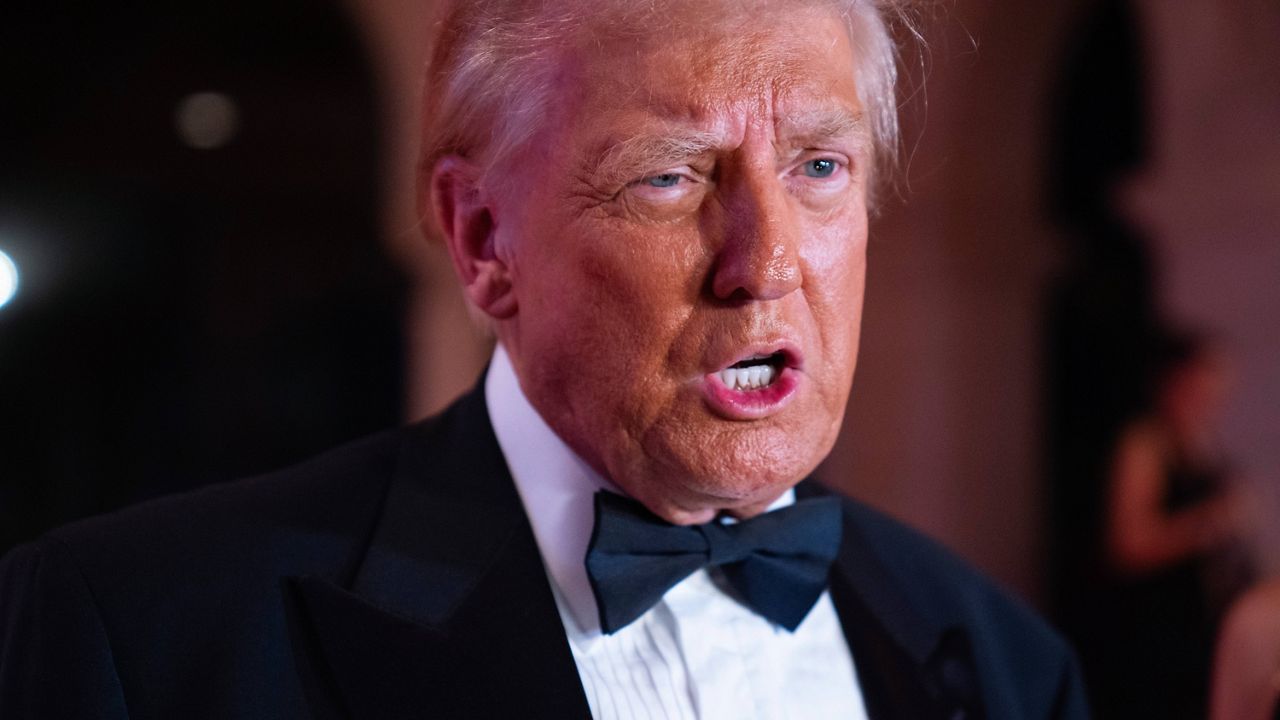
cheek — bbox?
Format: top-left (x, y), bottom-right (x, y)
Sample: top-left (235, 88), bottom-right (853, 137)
top-left (524, 222), bottom-right (704, 377)
top-left (802, 219), bottom-right (867, 334)
top-left (794, 223), bottom-right (865, 422)
top-left (578, 223), bottom-right (702, 318)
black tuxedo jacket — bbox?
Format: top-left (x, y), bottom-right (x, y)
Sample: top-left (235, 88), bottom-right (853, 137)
top-left (0, 383), bottom-right (1088, 719)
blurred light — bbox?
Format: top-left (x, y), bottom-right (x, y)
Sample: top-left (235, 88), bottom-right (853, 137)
top-left (175, 91), bottom-right (240, 150)
top-left (0, 249), bottom-right (18, 310)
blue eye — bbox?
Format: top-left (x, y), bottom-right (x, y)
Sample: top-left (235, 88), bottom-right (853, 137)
top-left (802, 159), bottom-right (837, 178)
top-left (645, 173), bottom-right (682, 188)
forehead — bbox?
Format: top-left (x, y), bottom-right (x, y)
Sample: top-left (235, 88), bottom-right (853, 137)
top-left (553, 3), bottom-right (862, 144)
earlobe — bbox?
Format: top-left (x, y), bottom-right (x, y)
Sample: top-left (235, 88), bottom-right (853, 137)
top-left (429, 156), bottom-right (518, 320)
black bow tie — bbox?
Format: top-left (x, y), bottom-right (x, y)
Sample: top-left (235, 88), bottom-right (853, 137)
top-left (584, 490), bottom-right (843, 635)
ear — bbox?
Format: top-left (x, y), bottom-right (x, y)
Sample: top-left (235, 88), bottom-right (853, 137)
top-left (427, 156), bottom-right (518, 320)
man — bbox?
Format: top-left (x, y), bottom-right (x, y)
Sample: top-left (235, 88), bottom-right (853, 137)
top-left (0, 0), bottom-right (1088, 718)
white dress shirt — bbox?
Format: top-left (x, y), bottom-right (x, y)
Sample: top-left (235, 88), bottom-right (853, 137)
top-left (485, 345), bottom-right (869, 720)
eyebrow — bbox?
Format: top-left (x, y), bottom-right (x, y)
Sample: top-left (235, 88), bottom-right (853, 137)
top-left (591, 130), bottom-right (723, 186)
top-left (776, 107), bottom-right (869, 149)
top-left (586, 106), bottom-right (869, 185)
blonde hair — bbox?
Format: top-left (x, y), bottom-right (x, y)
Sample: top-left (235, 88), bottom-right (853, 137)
top-left (419, 0), bottom-right (917, 212)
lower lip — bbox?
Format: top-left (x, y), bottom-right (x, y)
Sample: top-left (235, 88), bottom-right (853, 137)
top-left (702, 367), bottom-right (801, 420)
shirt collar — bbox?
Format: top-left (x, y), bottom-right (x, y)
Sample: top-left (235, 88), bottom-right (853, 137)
top-left (484, 343), bottom-right (794, 636)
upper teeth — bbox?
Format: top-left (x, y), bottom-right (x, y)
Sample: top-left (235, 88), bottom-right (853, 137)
top-left (718, 364), bottom-right (776, 391)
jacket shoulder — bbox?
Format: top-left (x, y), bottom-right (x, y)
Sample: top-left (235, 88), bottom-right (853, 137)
top-left (838, 496), bottom-right (1089, 718)
top-left (840, 499), bottom-right (1044, 627)
top-left (0, 422), bottom-right (437, 718)
top-left (43, 424), bottom-right (412, 570)
top-left (3, 421), bottom-right (432, 641)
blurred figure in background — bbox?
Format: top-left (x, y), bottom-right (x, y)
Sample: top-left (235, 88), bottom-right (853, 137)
top-left (1096, 331), bottom-right (1256, 719)
top-left (1042, 2), bottom-right (1275, 713)
top-left (1212, 579), bottom-right (1280, 720)
top-left (1042, 5), bottom-right (1161, 708)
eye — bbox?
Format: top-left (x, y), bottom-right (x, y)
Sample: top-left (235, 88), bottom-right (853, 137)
top-left (801, 158), bottom-right (838, 178)
top-left (644, 173), bottom-right (683, 188)
top-left (623, 167), bottom-right (704, 208)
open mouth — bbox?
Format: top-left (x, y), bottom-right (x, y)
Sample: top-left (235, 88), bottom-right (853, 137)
top-left (714, 352), bottom-right (787, 392)
top-left (702, 345), bottom-right (802, 420)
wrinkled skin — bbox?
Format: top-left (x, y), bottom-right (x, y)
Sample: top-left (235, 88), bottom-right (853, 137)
top-left (437, 2), bottom-right (870, 524)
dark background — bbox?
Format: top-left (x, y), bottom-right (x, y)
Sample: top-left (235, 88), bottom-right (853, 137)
top-left (0, 0), bottom-right (406, 552)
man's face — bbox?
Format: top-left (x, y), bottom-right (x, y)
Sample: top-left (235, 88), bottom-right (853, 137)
top-left (492, 2), bottom-right (869, 523)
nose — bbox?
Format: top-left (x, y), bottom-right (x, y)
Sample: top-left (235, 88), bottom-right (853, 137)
top-left (709, 169), bottom-right (802, 302)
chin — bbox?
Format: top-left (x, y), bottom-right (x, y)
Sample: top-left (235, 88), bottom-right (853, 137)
top-left (642, 474), bottom-right (801, 524)
top-left (637, 436), bottom-right (829, 522)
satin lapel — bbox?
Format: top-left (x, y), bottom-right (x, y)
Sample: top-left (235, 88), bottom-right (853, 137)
top-left (799, 482), bottom-right (987, 720)
top-left (286, 384), bottom-right (593, 720)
